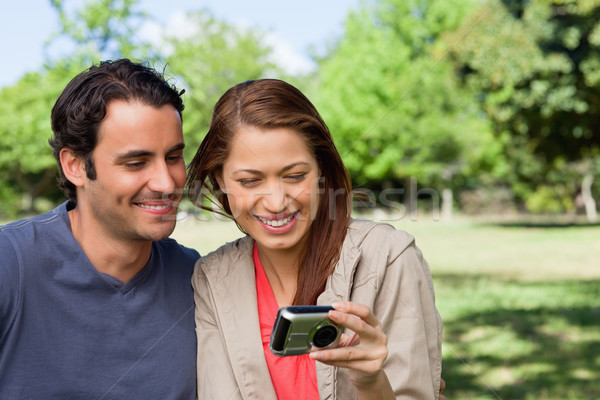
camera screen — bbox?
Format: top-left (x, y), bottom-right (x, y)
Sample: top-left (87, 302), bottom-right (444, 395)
top-left (270, 315), bottom-right (291, 352)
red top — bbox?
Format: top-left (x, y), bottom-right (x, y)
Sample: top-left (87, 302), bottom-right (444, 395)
top-left (253, 244), bottom-right (319, 400)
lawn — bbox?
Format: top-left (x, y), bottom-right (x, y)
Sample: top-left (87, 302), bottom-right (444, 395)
top-left (173, 212), bottom-right (600, 399)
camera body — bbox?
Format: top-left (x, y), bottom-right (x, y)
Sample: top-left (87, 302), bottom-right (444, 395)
top-left (269, 306), bottom-right (342, 357)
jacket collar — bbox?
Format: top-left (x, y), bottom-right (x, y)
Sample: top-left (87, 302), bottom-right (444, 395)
top-left (201, 235), bottom-right (278, 400)
top-left (316, 219), bottom-right (369, 305)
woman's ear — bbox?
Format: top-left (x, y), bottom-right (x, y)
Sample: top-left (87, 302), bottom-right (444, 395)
top-left (215, 174), bottom-right (225, 192)
top-left (59, 148), bottom-right (86, 187)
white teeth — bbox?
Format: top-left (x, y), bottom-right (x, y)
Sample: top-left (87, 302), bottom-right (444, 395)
top-left (138, 204), bottom-right (169, 210)
top-left (258, 214), bottom-right (294, 227)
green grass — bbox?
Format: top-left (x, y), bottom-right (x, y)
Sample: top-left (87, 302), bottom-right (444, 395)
top-left (174, 213), bottom-right (600, 399)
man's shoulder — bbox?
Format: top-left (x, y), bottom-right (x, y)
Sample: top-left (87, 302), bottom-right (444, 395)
top-left (0, 203), bottom-right (69, 251)
top-left (0, 202), bottom-right (68, 235)
top-left (0, 204), bottom-right (70, 323)
top-left (155, 238), bottom-right (200, 262)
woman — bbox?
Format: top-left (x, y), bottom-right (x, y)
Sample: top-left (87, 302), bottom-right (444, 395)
top-left (187, 79), bottom-right (443, 399)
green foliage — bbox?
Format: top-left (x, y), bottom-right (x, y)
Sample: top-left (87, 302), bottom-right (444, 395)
top-left (47, 0), bottom-right (152, 62)
top-left (0, 64), bottom-right (85, 214)
top-left (0, 0), bottom-right (149, 216)
top-left (448, 0), bottom-right (600, 206)
top-left (314, 0), bottom-right (496, 190)
top-left (163, 10), bottom-right (280, 161)
top-left (526, 184), bottom-right (574, 214)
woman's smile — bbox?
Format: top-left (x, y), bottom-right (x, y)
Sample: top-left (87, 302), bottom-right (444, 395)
top-left (255, 211), bottom-right (300, 231)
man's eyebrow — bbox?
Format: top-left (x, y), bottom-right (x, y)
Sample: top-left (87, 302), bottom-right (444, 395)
top-left (168, 143), bottom-right (186, 153)
top-left (115, 150), bottom-right (154, 161)
top-left (115, 143), bottom-right (185, 161)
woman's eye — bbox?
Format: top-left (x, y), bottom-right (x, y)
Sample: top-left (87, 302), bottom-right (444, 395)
top-left (285, 173), bottom-right (306, 181)
top-left (239, 179), bottom-right (259, 187)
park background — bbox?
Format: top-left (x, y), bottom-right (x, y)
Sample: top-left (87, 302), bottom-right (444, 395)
top-left (1, 0), bottom-right (599, 398)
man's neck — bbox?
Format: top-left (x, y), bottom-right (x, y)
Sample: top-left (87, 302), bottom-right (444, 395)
top-left (68, 207), bottom-right (153, 283)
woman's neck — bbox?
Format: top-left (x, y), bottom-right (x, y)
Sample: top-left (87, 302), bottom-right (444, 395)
top-left (256, 245), bottom-right (302, 307)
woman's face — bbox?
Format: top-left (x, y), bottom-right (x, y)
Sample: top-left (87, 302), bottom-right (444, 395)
top-left (217, 124), bottom-right (321, 255)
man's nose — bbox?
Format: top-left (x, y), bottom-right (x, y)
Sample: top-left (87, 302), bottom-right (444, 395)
top-left (148, 161), bottom-right (176, 194)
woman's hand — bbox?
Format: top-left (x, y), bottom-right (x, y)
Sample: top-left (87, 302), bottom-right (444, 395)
top-left (309, 302), bottom-right (393, 398)
top-left (439, 377), bottom-right (447, 400)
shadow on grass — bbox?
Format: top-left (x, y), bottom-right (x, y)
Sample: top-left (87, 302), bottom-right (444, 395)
top-left (484, 219), bottom-right (600, 229)
top-left (437, 276), bottom-right (600, 400)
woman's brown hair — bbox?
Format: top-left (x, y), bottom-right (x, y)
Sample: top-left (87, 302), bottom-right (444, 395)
top-left (187, 79), bottom-right (351, 305)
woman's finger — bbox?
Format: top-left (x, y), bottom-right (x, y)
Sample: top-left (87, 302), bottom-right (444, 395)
top-left (328, 309), bottom-right (383, 343)
top-left (311, 344), bottom-right (385, 363)
top-left (337, 332), bottom-right (360, 347)
top-left (310, 345), bottom-right (387, 375)
top-left (328, 309), bottom-right (370, 334)
top-left (332, 301), bottom-right (379, 327)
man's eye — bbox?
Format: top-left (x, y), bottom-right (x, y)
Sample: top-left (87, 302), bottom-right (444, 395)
top-left (167, 154), bottom-right (184, 162)
top-left (125, 161), bottom-right (145, 168)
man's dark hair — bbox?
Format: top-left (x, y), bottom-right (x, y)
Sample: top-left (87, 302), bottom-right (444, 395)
top-left (49, 58), bottom-right (185, 202)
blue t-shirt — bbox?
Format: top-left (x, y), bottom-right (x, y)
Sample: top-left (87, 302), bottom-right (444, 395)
top-left (0, 202), bottom-right (200, 399)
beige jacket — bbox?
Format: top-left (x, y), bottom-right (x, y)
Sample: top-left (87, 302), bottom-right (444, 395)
top-left (192, 219), bottom-right (442, 399)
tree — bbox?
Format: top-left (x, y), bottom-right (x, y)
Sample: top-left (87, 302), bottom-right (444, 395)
top-left (0, 0), bottom-right (150, 216)
top-left (0, 65), bottom-right (83, 215)
top-left (162, 10), bottom-right (280, 161)
top-left (313, 0), bottom-right (495, 217)
top-left (447, 0), bottom-right (600, 219)
top-left (47, 0), bottom-right (152, 63)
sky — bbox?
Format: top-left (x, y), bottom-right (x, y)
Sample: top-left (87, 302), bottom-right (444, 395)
top-left (0, 0), bottom-right (361, 88)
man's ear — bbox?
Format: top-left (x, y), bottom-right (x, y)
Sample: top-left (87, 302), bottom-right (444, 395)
top-left (59, 148), bottom-right (86, 187)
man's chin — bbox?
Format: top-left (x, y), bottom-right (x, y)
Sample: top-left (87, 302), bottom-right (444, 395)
top-left (143, 221), bottom-right (177, 242)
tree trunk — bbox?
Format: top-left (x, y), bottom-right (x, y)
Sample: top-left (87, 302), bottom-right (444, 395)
top-left (442, 188), bottom-right (453, 221)
top-left (16, 168), bottom-right (58, 213)
top-left (581, 173), bottom-right (597, 222)
top-left (405, 176), bottom-right (418, 220)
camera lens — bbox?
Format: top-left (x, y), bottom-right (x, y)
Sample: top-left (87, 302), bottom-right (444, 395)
top-left (312, 325), bottom-right (338, 348)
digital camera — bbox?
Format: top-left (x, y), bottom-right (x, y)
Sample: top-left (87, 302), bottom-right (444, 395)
top-left (269, 305), bottom-right (342, 357)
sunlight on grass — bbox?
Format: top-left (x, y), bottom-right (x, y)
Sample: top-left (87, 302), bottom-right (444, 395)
top-left (460, 327), bottom-right (536, 358)
top-left (172, 215), bottom-right (243, 255)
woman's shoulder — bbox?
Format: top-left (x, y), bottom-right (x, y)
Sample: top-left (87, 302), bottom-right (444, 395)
top-left (342, 219), bottom-right (431, 287)
top-left (196, 235), bottom-right (254, 276)
top-left (346, 218), bottom-right (416, 254)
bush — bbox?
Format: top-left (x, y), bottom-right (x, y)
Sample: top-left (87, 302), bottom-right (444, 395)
top-left (526, 185), bottom-right (574, 214)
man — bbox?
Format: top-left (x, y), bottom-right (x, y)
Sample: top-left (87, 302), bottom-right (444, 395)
top-left (0, 59), bottom-right (199, 399)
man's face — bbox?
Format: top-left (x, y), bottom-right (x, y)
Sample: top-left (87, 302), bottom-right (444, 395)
top-left (76, 100), bottom-right (186, 243)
